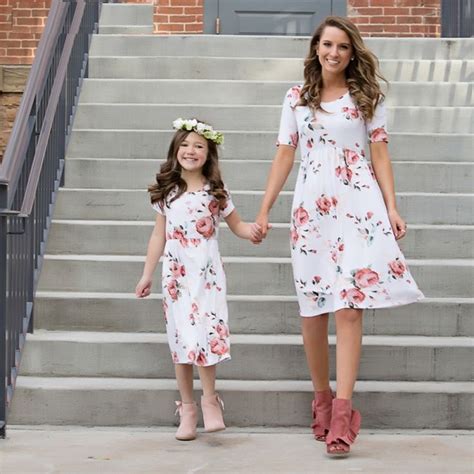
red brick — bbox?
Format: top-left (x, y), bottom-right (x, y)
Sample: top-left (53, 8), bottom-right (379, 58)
top-left (383, 7), bottom-right (408, 15)
top-left (424, 16), bottom-right (440, 24)
top-left (184, 22), bottom-right (202, 32)
top-left (184, 6), bottom-right (203, 14)
top-left (30, 9), bottom-right (49, 17)
top-left (397, 15), bottom-right (422, 23)
top-left (0, 32), bottom-right (7, 39)
top-left (7, 47), bottom-right (34, 56)
top-left (357, 24), bottom-right (384, 32)
top-left (369, 0), bottom-right (400, 6)
top-left (14, 16), bottom-right (42, 26)
top-left (169, 14), bottom-right (195, 22)
top-left (172, 0), bottom-right (198, 6)
top-left (157, 23), bottom-right (185, 32)
top-left (158, 6), bottom-right (184, 14)
top-left (382, 24), bottom-right (410, 32)
top-left (2, 39), bottom-right (21, 47)
top-left (12, 9), bottom-right (32, 17)
top-left (411, 7), bottom-right (437, 15)
top-left (370, 15), bottom-right (395, 23)
top-left (21, 39), bottom-right (38, 47)
top-left (353, 7), bottom-right (383, 15)
top-left (0, 13), bottom-right (11, 22)
top-left (8, 31), bottom-right (34, 39)
top-left (158, 0), bottom-right (170, 5)
top-left (351, 16), bottom-right (371, 24)
top-left (349, 0), bottom-right (369, 6)
top-left (410, 24), bottom-right (437, 33)
top-left (0, 6), bottom-right (13, 14)
top-left (154, 14), bottom-right (169, 23)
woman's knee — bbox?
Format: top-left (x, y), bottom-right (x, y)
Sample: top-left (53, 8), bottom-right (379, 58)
top-left (335, 308), bottom-right (363, 325)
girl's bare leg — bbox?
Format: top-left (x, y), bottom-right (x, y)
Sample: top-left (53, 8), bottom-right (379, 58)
top-left (197, 364), bottom-right (217, 396)
top-left (301, 314), bottom-right (330, 391)
top-left (175, 364), bottom-right (194, 402)
top-left (334, 308), bottom-right (363, 399)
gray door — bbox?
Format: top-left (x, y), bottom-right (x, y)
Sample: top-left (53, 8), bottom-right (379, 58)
top-left (204, 0), bottom-right (346, 35)
top-left (441, 0), bottom-right (473, 37)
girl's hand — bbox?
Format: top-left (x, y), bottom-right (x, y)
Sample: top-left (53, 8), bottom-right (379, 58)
top-left (388, 209), bottom-right (407, 240)
top-left (135, 276), bottom-right (152, 298)
top-left (255, 211), bottom-right (272, 240)
top-left (249, 222), bottom-right (263, 244)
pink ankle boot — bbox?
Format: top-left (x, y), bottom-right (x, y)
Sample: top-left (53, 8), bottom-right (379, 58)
top-left (311, 388), bottom-right (334, 442)
top-left (201, 393), bottom-right (226, 432)
top-left (175, 401), bottom-right (198, 441)
top-left (326, 398), bottom-right (361, 457)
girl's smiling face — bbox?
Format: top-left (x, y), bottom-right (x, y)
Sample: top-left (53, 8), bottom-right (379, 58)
top-left (317, 26), bottom-right (353, 76)
top-left (177, 132), bottom-right (209, 174)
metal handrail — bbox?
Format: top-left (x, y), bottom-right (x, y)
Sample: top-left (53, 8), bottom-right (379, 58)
top-left (0, 0), bottom-right (106, 438)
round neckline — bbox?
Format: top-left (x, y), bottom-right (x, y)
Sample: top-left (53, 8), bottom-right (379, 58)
top-left (320, 90), bottom-right (349, 104)
top-left (185, 183), bottom-right (210, 194)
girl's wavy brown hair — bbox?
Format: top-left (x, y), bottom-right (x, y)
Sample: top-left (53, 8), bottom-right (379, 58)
top-left (148, 122), bottom-right (228, 212)
top-left (299, 16), bottom-right (387, 121)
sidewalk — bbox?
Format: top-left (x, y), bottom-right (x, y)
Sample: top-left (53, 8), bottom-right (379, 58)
top-left (0, 426), bottom-right (472, 473)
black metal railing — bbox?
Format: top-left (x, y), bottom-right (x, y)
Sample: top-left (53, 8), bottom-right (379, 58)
top-left (0, 0), bottom-right (107, 438)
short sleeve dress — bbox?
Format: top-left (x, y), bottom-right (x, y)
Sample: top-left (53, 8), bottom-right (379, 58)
top-left (277, 85), bottom-right (424, 317)
top-left (153, 184), bottom-right (235, 365)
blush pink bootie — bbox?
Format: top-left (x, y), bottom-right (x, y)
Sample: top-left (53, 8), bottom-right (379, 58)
top-left (326, 398), bottom-right (361, 457)
top-left (175, 401), bottom-right (198, 441)
top-left (201, 393), bottom-right (226, 432)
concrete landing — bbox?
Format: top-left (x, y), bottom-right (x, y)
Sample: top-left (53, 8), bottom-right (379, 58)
top-left (0, 427), bottom-right (472, 473)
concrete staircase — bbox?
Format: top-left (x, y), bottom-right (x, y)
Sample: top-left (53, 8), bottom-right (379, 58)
top-left (10, 4), bottom-right (473, 429)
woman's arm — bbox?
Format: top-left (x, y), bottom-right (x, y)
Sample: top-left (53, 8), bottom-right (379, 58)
top-left (256, 144), bottom-right (296, 237)
top-left (136, 213), bottom-right (166, 297)
top-left (224, 210), bottom-right (262, 242)
top-left (370, 141), bottom-right (407, 240)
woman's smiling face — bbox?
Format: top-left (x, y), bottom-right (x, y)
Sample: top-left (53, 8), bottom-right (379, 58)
top-left (317, 26), bottom-right (353, 76)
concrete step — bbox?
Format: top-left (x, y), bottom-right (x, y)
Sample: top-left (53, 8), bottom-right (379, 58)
top-left (64, 158), bottom-right (473, 194)
top-left (89, 57), bottom-right (474, 82)
top-left (78, 80), bottom-right (473, 107)
top-left (9, 376), bottom-right (473, 428)
top-left (66, 130), bottom-right (474, 162)
top-left (72, 104), bottom-right (474, 134)
top-left (34, 291), bottom-right (474, 337)
top-left (19, 331), bottom-right (474, 382)
top-left (53, 189), bottom-right (474, 225)
top-left (99, 3), bottom-right (153, 26)
top-left (89, 35), bottom-right (474, 60)
top-left (46, 221), bottom-right (474, 260)
top-left (99, 26), bottom-right (154, 34)
top-left (37, 255), bottom-right (472, 298)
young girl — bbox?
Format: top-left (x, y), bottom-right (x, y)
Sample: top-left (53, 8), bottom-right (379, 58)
top-left (136, 118), bottom-right (262, 441)
top-left (256, 17), bottom-right (423, 456)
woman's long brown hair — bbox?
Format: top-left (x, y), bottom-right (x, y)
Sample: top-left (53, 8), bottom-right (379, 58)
top-left (148, 123), bottom-right (228, 212)
top-left (299, 16), bottom-right (387, 121)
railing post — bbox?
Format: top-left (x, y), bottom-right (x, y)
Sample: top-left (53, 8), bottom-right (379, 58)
top-left (0, 184), bottom-right (8, 439)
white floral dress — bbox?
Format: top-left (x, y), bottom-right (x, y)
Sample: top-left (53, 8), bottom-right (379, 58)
top-left (153, 185), bottom-right (234, 365)
top-left (278, 85), bottom-right (424, 316)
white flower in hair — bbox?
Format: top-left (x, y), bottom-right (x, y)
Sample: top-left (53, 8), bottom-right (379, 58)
top-left (172, 118), bottom-right (224, 145)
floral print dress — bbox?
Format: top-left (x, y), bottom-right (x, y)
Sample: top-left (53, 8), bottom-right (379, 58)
top-left (278, 85), bottom-right (423, 317)
top-left (153, 185), bottom-right (234, 365)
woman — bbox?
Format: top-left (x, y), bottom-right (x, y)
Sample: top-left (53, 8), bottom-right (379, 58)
top-left (256, 16), bottom-right (423, 456)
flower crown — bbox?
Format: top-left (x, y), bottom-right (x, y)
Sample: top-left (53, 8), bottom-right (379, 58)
top-left (172, 118), bottom-right (224, 145)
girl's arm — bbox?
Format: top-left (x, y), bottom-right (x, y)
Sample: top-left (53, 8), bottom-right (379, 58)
top-left (370, 141), bottom-right (407, 240)
top-left (256, 144), bottom-right (296, 237)
top-left (224, 210), bottom-right (262, 243)
top-left (136, 213), bottom-right (166, 297)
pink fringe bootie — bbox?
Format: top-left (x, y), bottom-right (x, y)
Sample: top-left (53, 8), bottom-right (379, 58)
top-left (326, 398), bottom-right (362, 457)
top-left (311, 388), bottom-right (334, 442)
top-left (201, 393), bottom-right (226, 432)
top-left (175, 401), bottom-right (198, 441)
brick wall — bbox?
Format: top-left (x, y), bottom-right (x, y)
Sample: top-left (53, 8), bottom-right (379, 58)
top-left (348, 0), bottom-right (441, 37)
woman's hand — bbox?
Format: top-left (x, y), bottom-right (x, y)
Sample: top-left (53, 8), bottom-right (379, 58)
top-left (255, 211), bottom-right (272, 240)
top-left (388, 209), bottom-right (407, 240)
top-left (135, 275), bottom-right (152, 298)
top-left (249, 222), bottom-right (263, 244)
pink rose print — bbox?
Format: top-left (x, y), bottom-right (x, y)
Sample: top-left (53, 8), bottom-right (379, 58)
top-left (389, 259), bottom-right (406, 278)
top-left (340, 288), bottom-right (366, 304)
top-left (187, 351), bottom-right (196, 362)
top-left (172, 351), bottom-right (179, 363)
top-left (344, 148), bottom-right (359, 165)
top-left (290, 228), bottom-right (299, 245)
top-left (196, 350), bottom-right (208, 366)
top-left (307, 139), bottom-right (313, 149)
top-left (354, 268), bottom-right (380, 288)
top-left (367, 211), bottom-right (374, 219)
top-left (208, 200), bottom-right (220, 216)
top-left (196, 216), bottom-right (215, 239)
top-left (216, 322), bottom-right (229, 338)
top-left (210, 338), bottom-right (229, 356)
top-left (332, 197), bottom-right (338, 207)
top-left (167, 279), bottom-right (179, 301)
top-left (294, 207), bottom-right (309, 226)
top-left (288, 85), bottom-right (301, 104)
top-left (342, 106), bottom-right (359, 120)
top-left (316, 196), bottom-right (332, 214)
top-left (336, 166), bottom-right (353, 184)
top-left (170, 262), bottom-right (186, 278)
top-left (370, 127), bottom-right (388, 143)
top-left (290, 132), bottom-right (299, 147)
top-left (313, 276), bottom-right (321, 284)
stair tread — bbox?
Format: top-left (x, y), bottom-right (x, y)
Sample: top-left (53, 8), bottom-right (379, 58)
top-left (15, 376), bottom-right (474, 393)
top-left (26, 330), bottom-right (474, 346)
